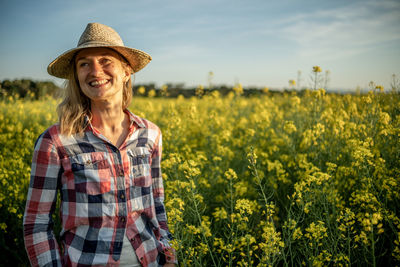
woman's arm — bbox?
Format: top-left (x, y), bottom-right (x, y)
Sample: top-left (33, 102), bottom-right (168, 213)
top-left (150, 130), bottom-right (177, 265)
top-left (23, 130), bottom-right (62, 267)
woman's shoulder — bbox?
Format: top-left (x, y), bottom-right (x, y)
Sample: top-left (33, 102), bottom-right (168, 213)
top-left (34, 123), bottom-right (61, 147)
top-left (141, 117), bottom-right (161, 133)
top-left (39, 123), bottom-right (61, 138)
top-left (127, 110), bottom-right (161, 133)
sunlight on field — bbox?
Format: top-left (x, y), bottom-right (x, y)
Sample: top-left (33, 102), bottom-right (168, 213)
top-left (1, 89), bottom-right (399, 265)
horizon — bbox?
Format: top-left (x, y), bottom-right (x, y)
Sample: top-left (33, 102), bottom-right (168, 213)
top-left (1, 0), bottom-right (399, 91)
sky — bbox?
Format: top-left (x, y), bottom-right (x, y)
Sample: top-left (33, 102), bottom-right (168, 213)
top-left (0, 0), bottom-right (399, 91)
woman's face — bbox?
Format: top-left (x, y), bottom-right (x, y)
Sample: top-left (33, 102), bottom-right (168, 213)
top-left (75, 47), bottom-right (130, 104)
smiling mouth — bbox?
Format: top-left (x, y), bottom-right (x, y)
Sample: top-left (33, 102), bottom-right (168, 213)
top-left (89, 79), bottom-right (110, 87)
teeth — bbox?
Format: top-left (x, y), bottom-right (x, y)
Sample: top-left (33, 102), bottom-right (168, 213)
top-left (89, 80), bottom-right (108, 86)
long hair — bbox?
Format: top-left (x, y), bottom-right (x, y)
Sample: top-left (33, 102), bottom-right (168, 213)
top-left (57, 53), bottom-right (133, 136)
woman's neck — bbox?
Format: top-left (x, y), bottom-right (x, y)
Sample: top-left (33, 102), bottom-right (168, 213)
top-left (90, 100), bottom-right (130, 147)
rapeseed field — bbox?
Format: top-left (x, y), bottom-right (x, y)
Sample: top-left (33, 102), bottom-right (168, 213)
top-left (0, 88), bottom-right (399, 266)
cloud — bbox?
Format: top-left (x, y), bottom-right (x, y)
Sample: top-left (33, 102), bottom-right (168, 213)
top-left (279, 0), bottom-right (400, 60)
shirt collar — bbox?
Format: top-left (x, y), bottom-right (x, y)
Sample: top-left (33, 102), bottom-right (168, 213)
top-left (125, 109), bottom-right (146, 129)
top-left (83, 109), bottom-right (146, 130)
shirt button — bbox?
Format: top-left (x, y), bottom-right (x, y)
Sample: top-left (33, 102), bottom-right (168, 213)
top-left (131, 237), bottom-right (135, 242)
top-left (120, 217), bottom-right (125, 222)
top-left (119, 170), bottom-right (124, 176)
top-left (120, 193), bottom-right (125, 199)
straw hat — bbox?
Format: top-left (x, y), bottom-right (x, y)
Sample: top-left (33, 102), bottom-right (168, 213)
top-left (47, 23), bottom-right (152, 79)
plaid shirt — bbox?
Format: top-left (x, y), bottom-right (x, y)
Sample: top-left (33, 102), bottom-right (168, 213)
top-left (23, 110), bottom-right (176, 267)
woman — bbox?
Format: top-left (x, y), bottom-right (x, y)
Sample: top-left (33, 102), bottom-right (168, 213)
top-left (23, 23), bottom-right (176, 267)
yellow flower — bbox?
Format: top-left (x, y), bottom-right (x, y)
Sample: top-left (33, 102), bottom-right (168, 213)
top-left (224, 168), bottom-right (238, 181)
top-left (305, 221), bottom-right (327, 245)
top-left (235, 199), bottom-right (254, 215)
top-left (160, 84), bottom-right (169, 97)
top-left (137, 86), bottom-right (146, 95)
top-left (186, 224), bottom-right (200, 235)
top-left (0, 223), bottom-right (7, 231)
top-left (233, 83), bottom-right (244, 95)
top-left (371, 212), bottom-right (382, 225)
top-left (234, 181), bottom-right (249, 197)
top-left (293, 227), bottom-right (302, 240)
top-left (195, 84), bottom-right (204, 97)
top-left (200, 216), bottom-right (212, 237)
top-left (9, 207), bottom-right (17, 214)
top-left (211, 90), bottom-right (220, 98)
top-left (212, 207), bottom-right (228, 221)
top-left (313, 66), bottom-right (322, 73)
top-left (375, 85), bottom-right (384, 92)
top-left (283, 120), bottom-right (297, 134)
top-left (147, 89), bottom-right (156, 97)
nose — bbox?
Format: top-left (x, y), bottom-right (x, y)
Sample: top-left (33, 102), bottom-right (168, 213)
top-left (90, 61), bottom-right (103, 76)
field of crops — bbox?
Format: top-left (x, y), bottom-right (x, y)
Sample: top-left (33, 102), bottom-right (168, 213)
top-left (1, 89), bottom-right (399, 266)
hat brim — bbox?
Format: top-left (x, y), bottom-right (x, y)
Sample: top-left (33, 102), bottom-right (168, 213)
top-left (47, 43), bottom-right (152, 79)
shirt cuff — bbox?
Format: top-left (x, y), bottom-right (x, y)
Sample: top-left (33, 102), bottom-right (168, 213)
top-left (164, 247), bottom-right (177, 264)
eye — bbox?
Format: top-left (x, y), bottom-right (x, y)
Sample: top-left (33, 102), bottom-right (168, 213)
top-left (77, 61), bottom-right (89, 68)
top-left (100, 57), bottom-right (112, 65)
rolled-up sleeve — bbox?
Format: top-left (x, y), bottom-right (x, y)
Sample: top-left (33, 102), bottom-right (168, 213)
top-left (23, 131), bottom-right (62, 267)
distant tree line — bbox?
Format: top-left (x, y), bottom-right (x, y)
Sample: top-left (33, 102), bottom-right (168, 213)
top-left (0, 79), bottom-right (61, 99)
top-left (131, 83), bottom-right (272, 98)
top-left (2, 79), bottom-right (357, 100)
top-left (1, 79), bottom-right (277, 100)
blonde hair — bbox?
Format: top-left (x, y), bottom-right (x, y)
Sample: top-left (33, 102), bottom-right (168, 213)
top-left (57, 52), bottom-right (133, 135)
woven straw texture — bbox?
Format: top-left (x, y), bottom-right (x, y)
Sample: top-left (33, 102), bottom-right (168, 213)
top-left (47, 23), bottom-right (152, 79)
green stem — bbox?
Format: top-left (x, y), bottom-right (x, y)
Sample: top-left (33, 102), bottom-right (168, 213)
top-left (228, 175), bottom-right (234, 267)
top-left (190, 187), bottom-right (217, 266)
top-left (246, 237), bottom-right (251, 265)
top-left (370, 229), bottom-right (376, 267)
top-left (347, 229), bottom-right (351, 267)
top-left (314, 72), bottom-right (317, 90)
top-left (249, 147), bottom-right (269, 207)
